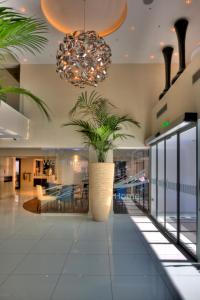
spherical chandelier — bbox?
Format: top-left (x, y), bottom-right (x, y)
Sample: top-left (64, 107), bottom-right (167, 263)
top-left (56, 0), bottom-right (112, 88)
top-left (56, 30), bottom-right (112, 88)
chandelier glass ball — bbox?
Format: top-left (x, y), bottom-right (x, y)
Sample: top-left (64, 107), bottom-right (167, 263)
top-left (56, 30), bottom-right (112, 87)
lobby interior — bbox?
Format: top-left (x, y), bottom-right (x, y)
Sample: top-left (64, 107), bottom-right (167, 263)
top-left (1, 0), bottom-right (200, 299)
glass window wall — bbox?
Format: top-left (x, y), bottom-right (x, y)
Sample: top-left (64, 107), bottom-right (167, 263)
top-left (150, 125), bottom-right (197, 256)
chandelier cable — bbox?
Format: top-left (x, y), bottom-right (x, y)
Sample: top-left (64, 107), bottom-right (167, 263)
top-left (56, 0), bottom-right (111, 88)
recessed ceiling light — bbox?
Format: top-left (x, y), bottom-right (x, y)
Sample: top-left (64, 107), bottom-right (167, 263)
top-left (130, 26), bottom-right (135, 31)
top-left (185, 0), bottom-right (192, 4)
top-left (150, 55), bottom-right (155, 59)
top-left (170, 27), bottom-right (175, 33)
top-left (23, 58), bottom-right (28, 63)
top-left (160, 41), bottom-right (165, 46)
top-left (20, 7), bottom-right (27, 13)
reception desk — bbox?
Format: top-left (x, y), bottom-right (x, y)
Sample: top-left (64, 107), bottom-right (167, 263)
top-left (33, 175), bottom-right (56, 187)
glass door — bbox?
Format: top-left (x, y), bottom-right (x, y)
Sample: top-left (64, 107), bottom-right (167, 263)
top-left (157, 141), bottom-right (165, 225)
top-left (151, 145), bottom-right (157, 218)
top-left (166, 135), bottom-right (177, 239)
top-left (179, 127), bottom-right (197, 254)
top-left (15, 158), bottom-right (21, 190)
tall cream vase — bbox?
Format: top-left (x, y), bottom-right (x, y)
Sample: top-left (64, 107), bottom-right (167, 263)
top-left (89, 162), bottom-right (115, 222)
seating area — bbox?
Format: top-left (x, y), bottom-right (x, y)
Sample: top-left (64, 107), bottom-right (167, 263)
top-left (35, 184), bottom-right (89, 213)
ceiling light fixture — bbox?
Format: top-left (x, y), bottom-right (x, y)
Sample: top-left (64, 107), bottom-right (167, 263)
top-left (20, 7), bottom-right (27, 13)
top-left (185, 0), bottom-right (192, 4)
top-left (56, 0), bottom-right (112, 88)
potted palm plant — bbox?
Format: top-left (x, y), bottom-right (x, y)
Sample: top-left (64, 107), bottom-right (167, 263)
top-left (0, 5), bottom-right (50, 119)
top-left (63, 91), bottom-right (140, 221)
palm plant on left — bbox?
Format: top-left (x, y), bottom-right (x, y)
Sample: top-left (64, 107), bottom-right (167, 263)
top-left (0, 5), bottom-right (50, 120)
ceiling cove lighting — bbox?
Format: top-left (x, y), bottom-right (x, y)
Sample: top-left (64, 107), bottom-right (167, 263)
top-left (56, 0), bottom-right (112, 88)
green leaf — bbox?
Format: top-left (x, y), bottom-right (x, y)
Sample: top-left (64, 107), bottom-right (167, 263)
top-left (64, 90), bottom-right (140, 162)
top-left (0, 6), bottom-right (48, 60)
top-left (0, 86), bottom-right (51, 121)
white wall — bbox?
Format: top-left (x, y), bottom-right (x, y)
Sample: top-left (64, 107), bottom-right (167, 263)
top-left (0, 63), bottom-right (165, 149)
top-left (151, 53), bottom-right (200, 136)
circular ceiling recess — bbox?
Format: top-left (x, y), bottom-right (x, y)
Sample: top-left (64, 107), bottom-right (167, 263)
top-left (40, 0), bottom-right (127, 37)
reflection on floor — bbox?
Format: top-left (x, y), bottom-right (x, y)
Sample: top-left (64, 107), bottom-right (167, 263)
top-left (0, 193), bottom-right (198, 299)
top-left (23, 197), bottom-right (89, 214)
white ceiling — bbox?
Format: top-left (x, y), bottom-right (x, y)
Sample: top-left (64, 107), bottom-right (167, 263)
top-left (5, 0), bottom-right (200, 64)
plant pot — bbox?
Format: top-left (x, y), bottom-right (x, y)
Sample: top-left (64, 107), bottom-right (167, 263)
top-left (89, 162), bottom-right (114, 222)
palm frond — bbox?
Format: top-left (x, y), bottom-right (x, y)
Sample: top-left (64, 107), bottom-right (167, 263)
top-left (0, 6), bottom-right (48, 58)
top-left (69, 90), bottom-right (115, 119)
top-left (113, 133), bottom-right (135, 141)
top-left (0, 86), bottom-right (51, 121)
top-left (64, 90), bottom-right (140, 162)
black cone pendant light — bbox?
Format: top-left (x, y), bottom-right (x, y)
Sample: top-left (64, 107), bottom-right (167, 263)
top-left (159, 46), bottom-right (174, 100)
top-left (171, 18), bottom-right (189, 84)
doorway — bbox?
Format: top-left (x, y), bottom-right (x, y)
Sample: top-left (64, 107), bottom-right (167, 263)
top-left (15, 158), bottom-right (21, 190)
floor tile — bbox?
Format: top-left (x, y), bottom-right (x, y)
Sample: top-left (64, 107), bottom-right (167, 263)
top-left (0, 254), bottom-right (25, 274)
top-left (150, 244), bottom-right (187, 260)
top-left (11, 232), bottom-right (46, 240)
top-left (109, 240), bottom-right (147, 254)
top-left (171, 275), bottom-right (200, 300)
top-left (43, 227), bottom-right (78, 240)
top-left (14, 254), bottom-right (66, 274)
top-left (30, 239), bottom-right (73, 254)
top-left (0, 275), bottom-right (8, 286)
top-left (163, 262), bottom-right (200, 276)
top-left (77, 226), bottom-right (107, 241)
top-left (0, 232), bottom-right (14, 240)
top-left (63, 254), bottom-right (110, 275)
top-left (52, 275), bottom-right (112, 300)
top-left (0, 239), bottom-right (38, 254)
top-left (108, 230), bottom-right (141, 242)
top-left (0, 194), bottom-right (192, 300)
top-left (110, 254), bottom-right (158, 275)
top-left (0, 275), bottom-right (58, 300)
top-left (111, 275), bottom-right (174, 300)
top-left (140, 231), bottom-right (170, 244)
top-left (71, 240), bottom-right (108, 254)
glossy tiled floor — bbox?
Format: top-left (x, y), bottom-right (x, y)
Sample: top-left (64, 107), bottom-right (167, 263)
top-left (0, 193), bottom-right (196, 300)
